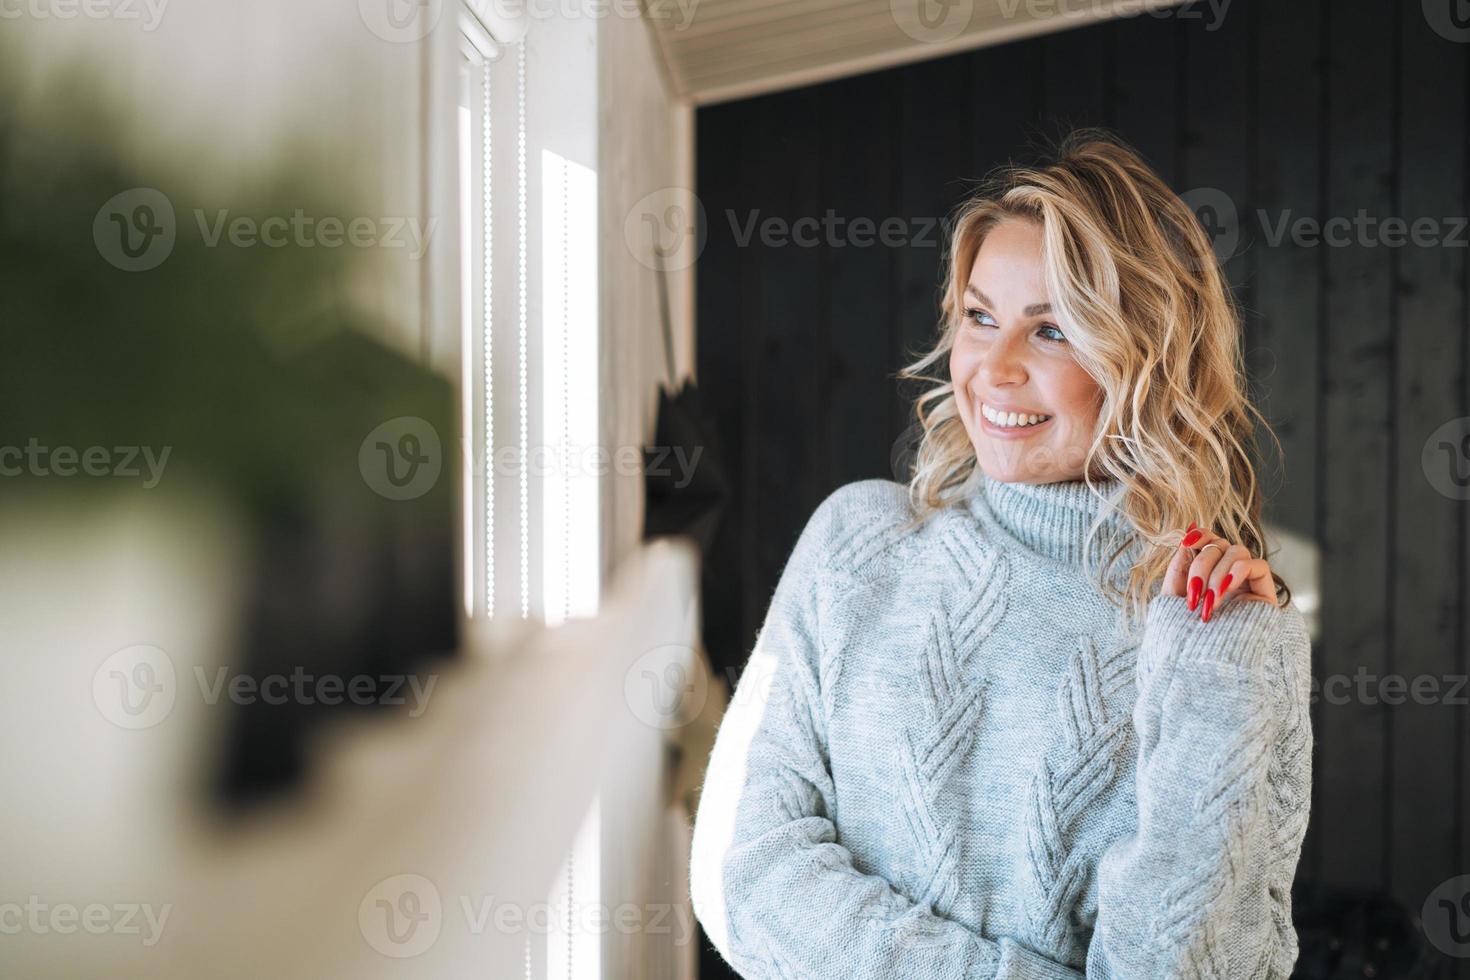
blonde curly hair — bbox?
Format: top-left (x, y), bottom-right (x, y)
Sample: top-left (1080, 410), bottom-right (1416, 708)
top-left (895, 127), bottom-right (1291, 628)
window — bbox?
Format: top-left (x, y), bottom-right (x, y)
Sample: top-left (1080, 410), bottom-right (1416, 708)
top-left (456, 8), bottom-right (600, 636)
top-left (455, 7), bottom-right (602, 979)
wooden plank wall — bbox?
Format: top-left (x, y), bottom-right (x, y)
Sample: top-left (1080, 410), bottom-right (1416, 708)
top-left (695, 1), bottom-right (1470, 974)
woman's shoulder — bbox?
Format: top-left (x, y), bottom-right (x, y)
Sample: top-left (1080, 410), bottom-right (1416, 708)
top-left (797, 478), bottom-right (939, 579)
top-left (811, 477), bottom-right (913, 522)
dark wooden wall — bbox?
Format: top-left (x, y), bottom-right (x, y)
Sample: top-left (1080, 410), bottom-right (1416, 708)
top-left (695, 0), bottom-right (1470, 975)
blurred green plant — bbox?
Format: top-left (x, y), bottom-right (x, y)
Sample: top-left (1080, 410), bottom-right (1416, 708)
top-left (0, 52), bottom-right (450, 513)
top-left (0, 49), bottom-right (460, 808)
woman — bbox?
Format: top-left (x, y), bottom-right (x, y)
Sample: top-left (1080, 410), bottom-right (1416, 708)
top-left (688, 129), bottom-right (1313, 978)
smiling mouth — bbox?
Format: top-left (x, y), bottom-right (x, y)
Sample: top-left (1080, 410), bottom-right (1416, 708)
top-left (981, 402), bottom-right (1053, 429)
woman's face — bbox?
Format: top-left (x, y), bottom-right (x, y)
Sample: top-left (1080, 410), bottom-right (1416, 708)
top-left (950, 218), bottom-right (1103, 484)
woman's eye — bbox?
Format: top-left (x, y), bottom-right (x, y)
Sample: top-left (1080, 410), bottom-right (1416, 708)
top-left (964, 308), bottom-right (1067, 344)
top-left (1039, 324), bottom-right (1067, 343)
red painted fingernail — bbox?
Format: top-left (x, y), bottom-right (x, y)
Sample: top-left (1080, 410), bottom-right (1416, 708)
top-left (1201, 589), bottom-right (1215, 622)
top-left (1181, 529), bottom-right (1203, 547)
top-left (1186, 521), bottom-right (1197, 532)
top-left (1188, 575), bottom-right (1203, 610)
top-left (1219, 574), bottom-right (1232, 594)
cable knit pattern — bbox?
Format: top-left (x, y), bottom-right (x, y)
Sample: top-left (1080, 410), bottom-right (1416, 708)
top-left (1021, 633), bottom-right (1134, 958)
top-left (896, 531), bottom-right (1007, 916)
top-left (689, 473), bottom-right (1314, 980)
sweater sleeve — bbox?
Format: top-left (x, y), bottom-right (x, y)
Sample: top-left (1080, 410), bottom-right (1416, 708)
top-left (1086, 591), bottom-right (1314, 979)
top-left (688, 487), bottom-right (1084, 980)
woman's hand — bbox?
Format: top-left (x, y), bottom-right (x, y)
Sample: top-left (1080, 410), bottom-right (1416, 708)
top-left (1162, 522), bottom-right (1278, 622)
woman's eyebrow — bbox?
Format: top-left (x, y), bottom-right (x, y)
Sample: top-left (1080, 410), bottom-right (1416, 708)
top-left (964, 284), bottom-right (1053, 317)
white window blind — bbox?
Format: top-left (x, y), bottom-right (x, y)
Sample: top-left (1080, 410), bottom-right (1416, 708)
top-left (458, 12), bottom-right (599, 635)
top-left (455, 7), bottom-right (602, 979)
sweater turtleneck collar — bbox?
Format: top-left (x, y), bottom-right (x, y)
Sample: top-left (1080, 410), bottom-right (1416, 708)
top-left (963, 466), bottom-right (1141, 570)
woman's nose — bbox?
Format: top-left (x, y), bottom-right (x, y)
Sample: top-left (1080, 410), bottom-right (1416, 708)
top-left (979, 332), bottom-right (1028, 386)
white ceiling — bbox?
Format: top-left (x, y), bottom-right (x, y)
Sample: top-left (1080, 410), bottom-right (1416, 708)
top-left (643, 0), bottom-right (1187, 105)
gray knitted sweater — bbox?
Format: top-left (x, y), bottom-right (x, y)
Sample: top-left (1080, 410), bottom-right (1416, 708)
top-left (689, 473), bottom-right (1313, 979)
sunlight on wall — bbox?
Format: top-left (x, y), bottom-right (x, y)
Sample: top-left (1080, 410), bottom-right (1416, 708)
top-left (547, 793), bottom-right (601, 980)
top-left (541, 148), bottom-right (600, 627)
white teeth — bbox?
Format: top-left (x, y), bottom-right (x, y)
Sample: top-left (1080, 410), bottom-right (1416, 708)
top-left (982, 403), bottom-right (1052, 428)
